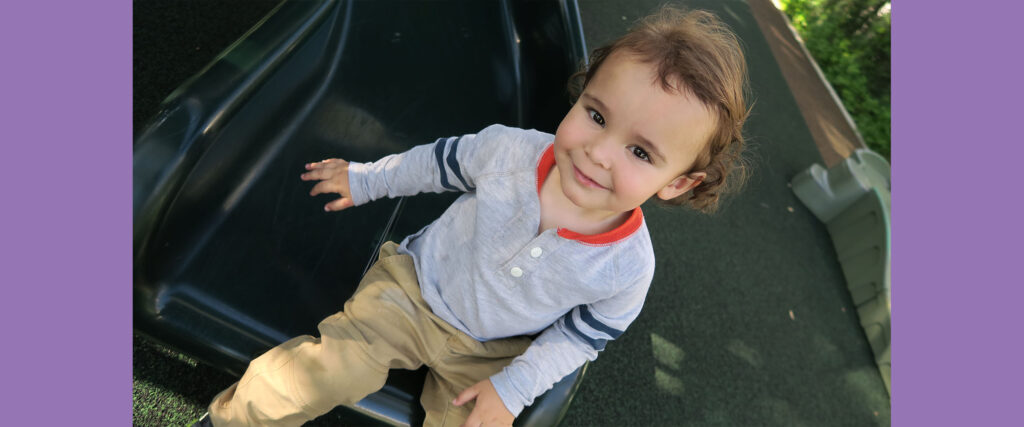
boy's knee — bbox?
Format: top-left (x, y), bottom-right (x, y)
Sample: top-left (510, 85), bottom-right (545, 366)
top-left (288, 337), bottom-right (389, 411)
top-left (379, 240), bottom-right (401, 258)
top-left (236, 335), bottom-right (319, 384)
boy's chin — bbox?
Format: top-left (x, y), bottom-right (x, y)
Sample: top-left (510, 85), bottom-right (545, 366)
top-left (562, 188), bottom-right (636, 215)
top-left (559, 186), bottom-right (594, 210)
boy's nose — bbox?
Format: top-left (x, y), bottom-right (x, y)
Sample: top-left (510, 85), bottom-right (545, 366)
top-left (584, 137), bottom-right (615, 170)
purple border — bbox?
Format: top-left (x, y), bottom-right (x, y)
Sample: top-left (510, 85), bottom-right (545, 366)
top-left (896, 0), bottom-right (1024, 425)
top-left (3, 0), bottom-right (129, 423)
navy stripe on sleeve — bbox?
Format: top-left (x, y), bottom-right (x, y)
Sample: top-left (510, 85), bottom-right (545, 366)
top-left (446, 136), bottom-right (475, 191)
top-left (564, 312), bottom-right (609, 351)
top-left (579, 305), bottom-right (624, 339)
top-left (433, 137), bottom-right (457, 191)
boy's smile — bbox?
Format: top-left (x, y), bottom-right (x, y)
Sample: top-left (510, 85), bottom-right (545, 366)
top-left (547, 50), bottom-right (717, 226)
top-left (572, 164), bottom-right (608, 190)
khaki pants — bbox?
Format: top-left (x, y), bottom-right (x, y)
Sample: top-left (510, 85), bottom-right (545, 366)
top-left (208, 242), bottom-right (532, 427)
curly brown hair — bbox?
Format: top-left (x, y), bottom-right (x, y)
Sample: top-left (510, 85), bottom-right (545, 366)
top-left (567, 6), bottom-right (751, 213)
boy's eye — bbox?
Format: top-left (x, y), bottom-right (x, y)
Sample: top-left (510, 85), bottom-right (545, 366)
top-left (630, 146), bottom-right (651, 162)
top-left (588, 109), bottom-right (605, 127)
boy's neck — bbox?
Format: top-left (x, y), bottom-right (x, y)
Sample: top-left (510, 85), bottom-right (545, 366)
top-left (538, 165), bottom-right (632, 236)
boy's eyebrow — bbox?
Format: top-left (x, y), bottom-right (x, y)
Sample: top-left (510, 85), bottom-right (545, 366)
top-left (635, 134), bottom-right (665, 162)
top-left (582, 93), bottom-right (609, 114)
top-left (582, 93), bottom-right (667, 162)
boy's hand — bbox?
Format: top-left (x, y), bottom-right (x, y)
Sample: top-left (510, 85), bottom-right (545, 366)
top-left (453, 379), bottom-right (514, 427)
top-left (301, 159), bottom-right (354, 212)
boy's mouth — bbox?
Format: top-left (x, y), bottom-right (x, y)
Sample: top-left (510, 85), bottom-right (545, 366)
top-left (573, 165), bottom-right (608, 190)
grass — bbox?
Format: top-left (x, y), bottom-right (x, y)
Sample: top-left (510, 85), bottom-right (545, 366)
top-left (132, 334), bottom-right (233, 426)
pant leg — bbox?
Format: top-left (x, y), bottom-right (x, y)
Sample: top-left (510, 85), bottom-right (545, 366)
top-left (420, 333), bottom-right (533, 427)
top-left (207, 328), bottom-right (388, 427)
top-left (209, 242), bottom-right (449, 427)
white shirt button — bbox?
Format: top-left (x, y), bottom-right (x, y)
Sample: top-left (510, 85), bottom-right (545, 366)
top-left (510, 267), bottom-right (523, 277)
top-left (530, 247), bottom-right (543, 258)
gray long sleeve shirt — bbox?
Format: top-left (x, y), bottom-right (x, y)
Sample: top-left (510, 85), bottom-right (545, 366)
top-left (347, 124), bottom-right (655, 416)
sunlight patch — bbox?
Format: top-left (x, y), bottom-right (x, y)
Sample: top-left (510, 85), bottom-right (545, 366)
top-left (650, 332), bottom-right (685, 370)
top-left (654, 366), bottom-right (685, 396)
top-left (726, 339), bottom-right (763, 367)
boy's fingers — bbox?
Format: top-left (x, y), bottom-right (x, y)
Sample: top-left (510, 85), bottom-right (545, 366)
top-left (310, 181), bottom-right (339, 196)
top-left (311, 180), bottom-right (350, 197)
top-left (302, 168), bottom-right (336, 181)
top-left (459, 408), bottom-right (483, 427)
top-left (453, 386), bottom-right (479, 406)
top-left (324, 198), bottom-right (353, 212)
top-left (303, 164), bottom-right (349, 181)
top-left (306, 158), bottom-right (345, 169)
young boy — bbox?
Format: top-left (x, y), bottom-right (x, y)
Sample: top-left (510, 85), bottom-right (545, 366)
top-left (202, 6), bottom-right (748, 427)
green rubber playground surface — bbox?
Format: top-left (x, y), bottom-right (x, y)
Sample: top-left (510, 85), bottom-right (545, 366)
top-left (133, 1), bottom-right (890, 425)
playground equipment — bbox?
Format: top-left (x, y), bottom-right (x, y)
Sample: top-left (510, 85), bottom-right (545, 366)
top-left (792, 149), bottom-right (891, 393)
top-left (134, 0), bottom-right (590, 424)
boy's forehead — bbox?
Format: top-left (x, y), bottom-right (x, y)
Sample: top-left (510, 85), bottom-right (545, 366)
top-left (593, 51), bottom-right (692, 99)
top-left (591, 51), bottom-right (649, 85)
top-left (589, 51), bottom-right (711, 112)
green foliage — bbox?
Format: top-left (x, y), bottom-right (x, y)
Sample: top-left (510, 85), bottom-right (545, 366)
top-left (779, 0), bottom-right (891, 161)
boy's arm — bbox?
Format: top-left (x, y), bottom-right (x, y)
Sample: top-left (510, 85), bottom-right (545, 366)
top-left (341, 124), bottom-right (511, 206)
top-left (487, 276), bottom-right (652, 417)
top-left (300, 125), bottom-right (496, 210)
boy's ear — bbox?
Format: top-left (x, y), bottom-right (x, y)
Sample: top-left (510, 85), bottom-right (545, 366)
top-left (656, 172), bottom-right (706, 200)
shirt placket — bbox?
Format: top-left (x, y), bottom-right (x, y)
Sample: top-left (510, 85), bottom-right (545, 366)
top-left (500, 230), bottom-right (566, 287)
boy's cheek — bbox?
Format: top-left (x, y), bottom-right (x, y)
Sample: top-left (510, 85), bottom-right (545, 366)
top-left (555, 116), bottom-right (588, 149)
top-left (556, 105), bottom-right (586, 134)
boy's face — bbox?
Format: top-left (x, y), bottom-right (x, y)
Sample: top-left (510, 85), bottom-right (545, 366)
top-left (553, 51), bottom-right (716, 215)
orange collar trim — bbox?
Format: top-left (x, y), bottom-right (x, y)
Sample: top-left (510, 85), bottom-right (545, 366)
top-left (535, 144), bottom-right (644, 245)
